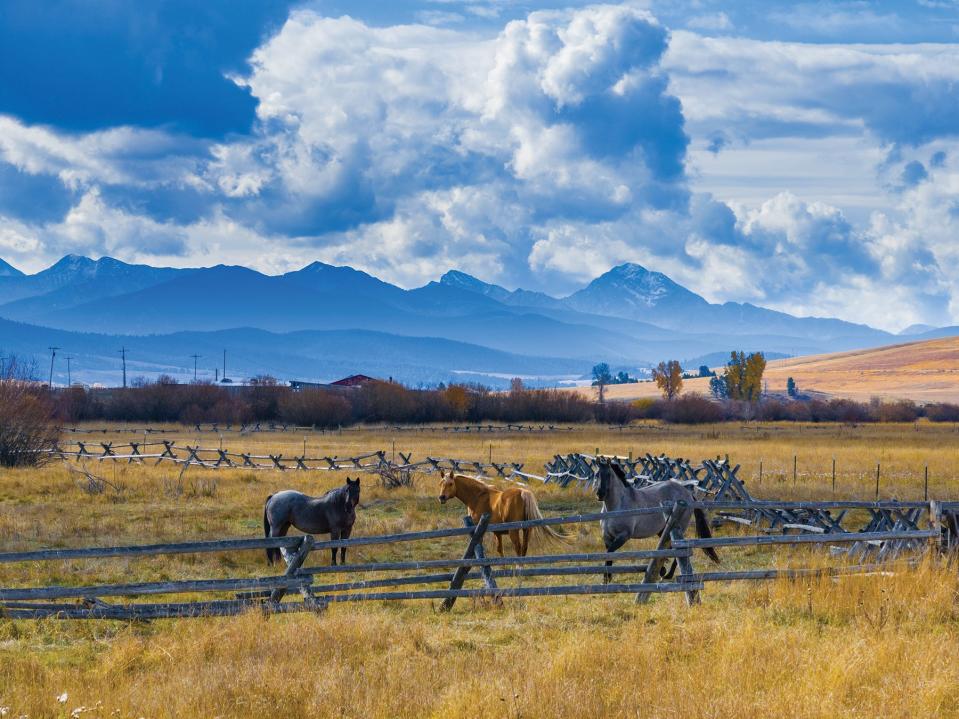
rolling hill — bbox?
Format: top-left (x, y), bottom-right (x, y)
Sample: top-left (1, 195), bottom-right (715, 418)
top-left (566, 336), bottom-right (959, 404)
top-left (0, 317), bottom-right (588, 387)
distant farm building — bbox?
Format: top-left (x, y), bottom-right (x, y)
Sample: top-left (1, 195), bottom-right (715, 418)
top-left (331, 374), bottom-right (378, 387)
top-left (289, 374), bottom-right (383, 392)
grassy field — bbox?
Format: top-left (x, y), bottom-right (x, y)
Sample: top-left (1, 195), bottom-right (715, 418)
top-left (2, 423), bottom-right (959, 717)
top-left (568, 335), bottom-right (959, 403)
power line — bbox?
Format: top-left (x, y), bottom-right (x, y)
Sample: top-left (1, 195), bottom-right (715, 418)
top-left (119, 347), bottom-right (127, 388)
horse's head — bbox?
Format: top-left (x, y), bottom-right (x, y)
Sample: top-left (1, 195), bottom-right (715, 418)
top-left (344, 476), bottom-right (361, 509)
top-left (596, 459), bottom-right (611, 502)
top-left (437, 470), bottom-right (456, 504)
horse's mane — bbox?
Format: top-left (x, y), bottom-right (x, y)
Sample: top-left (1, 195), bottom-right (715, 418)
top-left (452, 473), bottom-right (493, 491)
top-left (319, 484), bottom-right (349, 501)
top-left (610, 462), bottom-right (636, 490)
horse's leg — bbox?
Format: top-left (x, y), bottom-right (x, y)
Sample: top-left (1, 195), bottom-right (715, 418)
top-left (508, 529), bottom-right (522, 557)
top-left (273, 522), bottom-right (292, 566)
top-left (494, 531), bottom-right (505, 557)
top-left (339, 525), bottom-right (353, 565)
top-left (603, 533), bottom-right (629, 584)
top-left (330, 529), bottom-right (341, 566)
top-left (521, 528), bottom-right (532, 556)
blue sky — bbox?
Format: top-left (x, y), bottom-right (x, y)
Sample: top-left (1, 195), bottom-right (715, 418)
top-left (1, 1), bottom-right (958, 331)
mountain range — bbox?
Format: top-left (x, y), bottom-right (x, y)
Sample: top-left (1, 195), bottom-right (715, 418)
top-left (0, 254), bottom-right (942, 387)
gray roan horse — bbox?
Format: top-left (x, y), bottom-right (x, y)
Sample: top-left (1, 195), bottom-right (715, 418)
top-left (597, 459), bottom-right (719, 582)
top-left (263, 477), bottom-right (360, 566)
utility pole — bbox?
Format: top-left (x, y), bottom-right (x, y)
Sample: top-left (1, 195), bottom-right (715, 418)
top-left (191, 354), bottom-right (201, 382)
top-left (65, 356), bottom-right (74, 386)
top-left (222, 349), bottom-right (227, 382)
top-left (119, 347), bottom-right (127, 388)
top-left (48, 347), bottom-right (60, 387)
top-left (0, 354), bottom-right (6, 379)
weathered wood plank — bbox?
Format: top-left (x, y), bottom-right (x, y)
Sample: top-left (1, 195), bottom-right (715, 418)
top-left (0, 599), bottom-right (319, 620)
top-left (302, 549), bottom-right (687, 576)
top-left (318, 581), bottom-right (702, 604)
top-left (0, 536), bottom-right (305, 563)
top-left (673, 529), bottom-right (936, 549)
top-left (0, 575), bottom-right (311, 601)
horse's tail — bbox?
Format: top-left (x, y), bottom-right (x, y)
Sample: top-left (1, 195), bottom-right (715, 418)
top-left (694, 508), bottom-right (721, 564)
top-left (263, 495), bottom-right (278, 565)
top-left (521, 488), bottom-right (569, 544)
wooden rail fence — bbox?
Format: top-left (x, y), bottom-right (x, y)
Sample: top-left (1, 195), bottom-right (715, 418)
top-left (1, 500), bottom-right (952, 621)
top-left (61, 423), bottom-right (582, 435)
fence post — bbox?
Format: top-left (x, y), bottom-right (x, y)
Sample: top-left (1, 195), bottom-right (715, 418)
top-left (441, 513), bottom-right (491, 611)
top-left (269, 534), bottom-right (315, 606)
top-left (464, 515), bottom-right (500, 602)
top-left (832, 457), bottom-right (836, 494)
top-left (636, 502), bottom-right (685, 605)
top-left (667, 501), bottom-right (700, 606)
top-left (928, 500), bottom-right (942, 554)
top-left (875, 463), bottom-right (880, 500)
top-left (924, 465), bottom-right (929, 502)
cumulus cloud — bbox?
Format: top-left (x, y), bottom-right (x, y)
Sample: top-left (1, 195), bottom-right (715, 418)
top-left (664, 32), bottom-right (959, 146)
top-left (2, 4), bottom-right (959, 331)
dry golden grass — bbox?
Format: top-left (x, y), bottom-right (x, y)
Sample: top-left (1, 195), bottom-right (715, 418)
top-left (2, 423), bottom-right (959, 717)
top-left (567, 335), bottom-right (959, 403)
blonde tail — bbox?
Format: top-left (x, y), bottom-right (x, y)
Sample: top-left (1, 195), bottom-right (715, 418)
top-left (522, 489), bottom-right (569, 544)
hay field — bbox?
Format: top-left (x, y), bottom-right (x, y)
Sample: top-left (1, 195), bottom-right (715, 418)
top-left (2, 423), bottom-right (959, 718)
top-left (568, 335), bottom-right (959, 403)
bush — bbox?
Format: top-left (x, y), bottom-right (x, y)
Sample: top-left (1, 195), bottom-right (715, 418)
top-left (278, 390), bottom-right (353, 427)
top-left (875, 400), bottom-right (919, 423)
top-left (630, 398), bottom-right (661, 419)
top-left (0, 381), bottom-right (59, 467)
top-left (925, 403), bottom-right (959, 422)
top-left (660, 395), bottom-right (724, 424)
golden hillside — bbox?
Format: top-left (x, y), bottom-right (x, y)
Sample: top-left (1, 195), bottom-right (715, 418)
top-left (569, 335), bottom-right (959, 404)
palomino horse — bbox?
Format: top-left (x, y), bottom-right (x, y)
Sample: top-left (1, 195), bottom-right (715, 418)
top-left (263, 477), bottom-right (360, 566)
top-left (437, 471), bottom-right (565, 556)
top-left (597, 459), bottom-right (720, 582)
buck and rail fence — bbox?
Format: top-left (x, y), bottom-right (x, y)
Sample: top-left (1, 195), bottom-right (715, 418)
top-left (0, 500), bottom-right (954, 621)
top-left (60, 423), bottom-right (585, 435)
top-left (46, 443), bottom-right (957, 518)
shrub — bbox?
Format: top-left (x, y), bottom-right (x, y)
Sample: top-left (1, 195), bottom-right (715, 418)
top-left (925, 403), bottom-right (959, 422)
top-left (278, 390), bottom-right (352, 427)
top-left (630, 398), bottom-right (661, 419)
top-left (660, 394), bottom-right (724, 424)
top-left (0, 381), bottom-right (59, 467)
top-left (875, 400), bottom-right (919, 423)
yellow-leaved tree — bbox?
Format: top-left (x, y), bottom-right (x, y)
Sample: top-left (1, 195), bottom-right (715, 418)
top-left (723, 351), bottom-right (766, 401)
top-left (652, 360), bottom-right (684, 400)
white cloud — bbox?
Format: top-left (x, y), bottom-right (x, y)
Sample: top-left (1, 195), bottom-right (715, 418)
top-left (2, 5), bottom-right (959, 332)
top-left (686, 12), bottom-right (733, 32)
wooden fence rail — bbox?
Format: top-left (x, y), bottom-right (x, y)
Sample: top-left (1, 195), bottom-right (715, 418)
top-left (0, 498), bottom-right (950, 621)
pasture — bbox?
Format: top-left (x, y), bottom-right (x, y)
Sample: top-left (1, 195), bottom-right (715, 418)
top-left (569, 335), bottom-right (959, 403)
top-left (2, 422), bottom-right (959, 717)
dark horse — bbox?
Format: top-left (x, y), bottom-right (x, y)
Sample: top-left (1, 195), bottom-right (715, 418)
top-left (263, 477), bottom-right (360, 566)
top-left (597, 459), bottom-right (719, 583)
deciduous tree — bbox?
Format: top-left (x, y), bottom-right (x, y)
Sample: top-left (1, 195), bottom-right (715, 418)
top-left (652, 360), bottom-right (684, 400)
